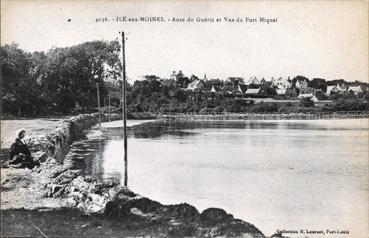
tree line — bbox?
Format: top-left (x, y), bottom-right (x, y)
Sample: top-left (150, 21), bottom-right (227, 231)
top-left (1, 41), bottom-right (121, 116)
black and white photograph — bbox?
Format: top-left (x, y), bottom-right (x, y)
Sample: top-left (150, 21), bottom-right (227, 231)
top-left (1, 0), bottom-right (368, 237)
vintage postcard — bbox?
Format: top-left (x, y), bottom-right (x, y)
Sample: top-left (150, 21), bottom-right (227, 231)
top-left (1, 0), bottom-right (368, 237)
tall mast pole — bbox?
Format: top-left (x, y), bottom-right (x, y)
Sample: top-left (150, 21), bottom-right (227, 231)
top-left (121, 31), bottom-right (128, 187)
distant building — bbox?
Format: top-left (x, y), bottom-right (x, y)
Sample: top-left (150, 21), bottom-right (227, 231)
top-left (348, 86), bottom-right (363, 95)
top-left (204, 79), bottom-right (223, 91)
top-left (272, 77), bottom-right (291, 89)
top-left (210, 85), bottom-right (217, 93)
top-left (203, 74), bottom-right (208, 81)
top-left (226, 77), bottom-right (244, 85)
top-left (245, 88), bottom-right (261, 97)
top-left (276, 88), bottom-right (287, 95)
top-left (260, 78), bottom-right (268, 85)
top-left (186, 79), bottom-right (205, 91)
top-left (326, 85), bottom-right (340, 95)
top-left (222, 85), bottom-right (234, 94)
top-left (161, 79), bottom-right (177, 88)
top-left (295, 78), bottom-right (309, 89)
top-left (245, 77), bottom-right (260, 85)
top-left (221, 84), bottom-right (244, 95)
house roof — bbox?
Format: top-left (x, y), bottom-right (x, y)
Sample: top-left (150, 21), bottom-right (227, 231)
top-left (161, 79), bottom-right (177, 87)
top-left (226, 77), bottom-right (244, 84)
top-left (221, 85), bottom-right (242, 94)
top-left (298, 93), bottom-right (314, 98)
top-left (245, 88), bottom-right (261, 94)
top-left (187, 79), bottom-right (205, 90)
top-left (187, 79), bottom-right (204, 88)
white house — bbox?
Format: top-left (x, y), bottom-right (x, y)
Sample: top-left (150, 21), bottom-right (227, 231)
top-left (186, 79), bottom-right (205, 91)
top-left (347, 86), bottom-right (363, 95)
top-left (295, 78), bottom-right (309, 89)
top-left (276, 88), bottom-right (287, 95)
top-left (272, 77), bottom-right (291, 89)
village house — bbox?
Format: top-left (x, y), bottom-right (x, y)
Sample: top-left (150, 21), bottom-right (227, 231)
top-left (245, 77), bottom-right (260, 86)
top-left (160, 78), bottom-right (177, 88)
top-left (245, 87), bottom-right (262, 97)
top-left (222, 85), bottom-right (234, 95)
top-left (210, 85), bottom-right (217, 93)
top-left (295, 78), bottom-right (309, 89)
top-left (226, 77), bottom-right (244, 85)
top-left (186, 79), bottom-right (205, 91)
top-left (326, 85), bottom-right (340, 95)
top-left (204, 79), bottom-right (223, 92)
top-left (221, 84), bottom-right (244, 96)
top-left (272, 77), bottom-right (291, 89)
top-left (260, 78), bottom-right (268, 85)
top-left (276, 88), bottom-right (287, 95)
top-left (347, 86), bottom-right (363, 95)
top-left (326, 84), bottom-right (348, 95)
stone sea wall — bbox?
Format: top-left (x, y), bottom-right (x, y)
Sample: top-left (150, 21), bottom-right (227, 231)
top-left (27, 113), bottom-right (121, 164)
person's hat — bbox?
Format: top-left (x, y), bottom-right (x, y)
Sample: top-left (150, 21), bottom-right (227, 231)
top-left (16, 128), bottom-right (26, 137)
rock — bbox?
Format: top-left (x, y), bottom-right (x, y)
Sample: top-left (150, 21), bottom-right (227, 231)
top-left (205, 219), bottom-right (265, 237)
top-left (46, 184), bottom-right (64, 197)
top-left (130, 207), bottom-right (147, 217)
top-left (53, 170), bottom-right (81, 184)
top-left (32, 151), bottom-right (47, 163)
top-left (167, 224), bottom-right (197, 237)
top-left (105, 196), bottom-right (162, 219)
top-left (200, 208), bottom-right (233, 225)
top-left (159, 203), bottom-right (200, 222)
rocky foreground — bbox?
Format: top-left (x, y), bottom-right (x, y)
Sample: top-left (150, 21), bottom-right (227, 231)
top-left (1, 113), bottom-right (265, 237)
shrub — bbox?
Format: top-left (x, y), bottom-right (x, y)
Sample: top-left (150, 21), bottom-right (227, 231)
top-left (299, 97), bottom-right (315, 107)
top-left (249, 102), bottom-right (280, 113)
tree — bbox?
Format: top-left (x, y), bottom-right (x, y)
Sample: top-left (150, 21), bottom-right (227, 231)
top-left (309, 78), bottom-right (327, 92)
top-left (292, 75), bottom-right (309, 87)
top-left (1, 43), bottom-right (36, 116)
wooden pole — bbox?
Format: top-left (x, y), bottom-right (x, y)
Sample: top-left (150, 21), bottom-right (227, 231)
top-left (96, 82), bottom-right (101, 130)
top-left (121, 31), bottom-right (128, 187)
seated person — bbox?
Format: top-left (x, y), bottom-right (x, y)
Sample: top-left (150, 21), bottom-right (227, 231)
top-left (8, 129), bottom-right (39, 169)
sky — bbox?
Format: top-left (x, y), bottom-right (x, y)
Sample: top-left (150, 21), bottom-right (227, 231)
top-left (1, 0), bottom-right (368, 83)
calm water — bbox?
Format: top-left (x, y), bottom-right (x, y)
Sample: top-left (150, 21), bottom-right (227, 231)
top-left (65, 119), bottom-right (369, 237)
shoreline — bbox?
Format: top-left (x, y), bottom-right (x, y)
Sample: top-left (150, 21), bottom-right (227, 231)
top-left (159, 111), bottom-right (369, 120)
top-left (1, 113), bottom-right (266, 237)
